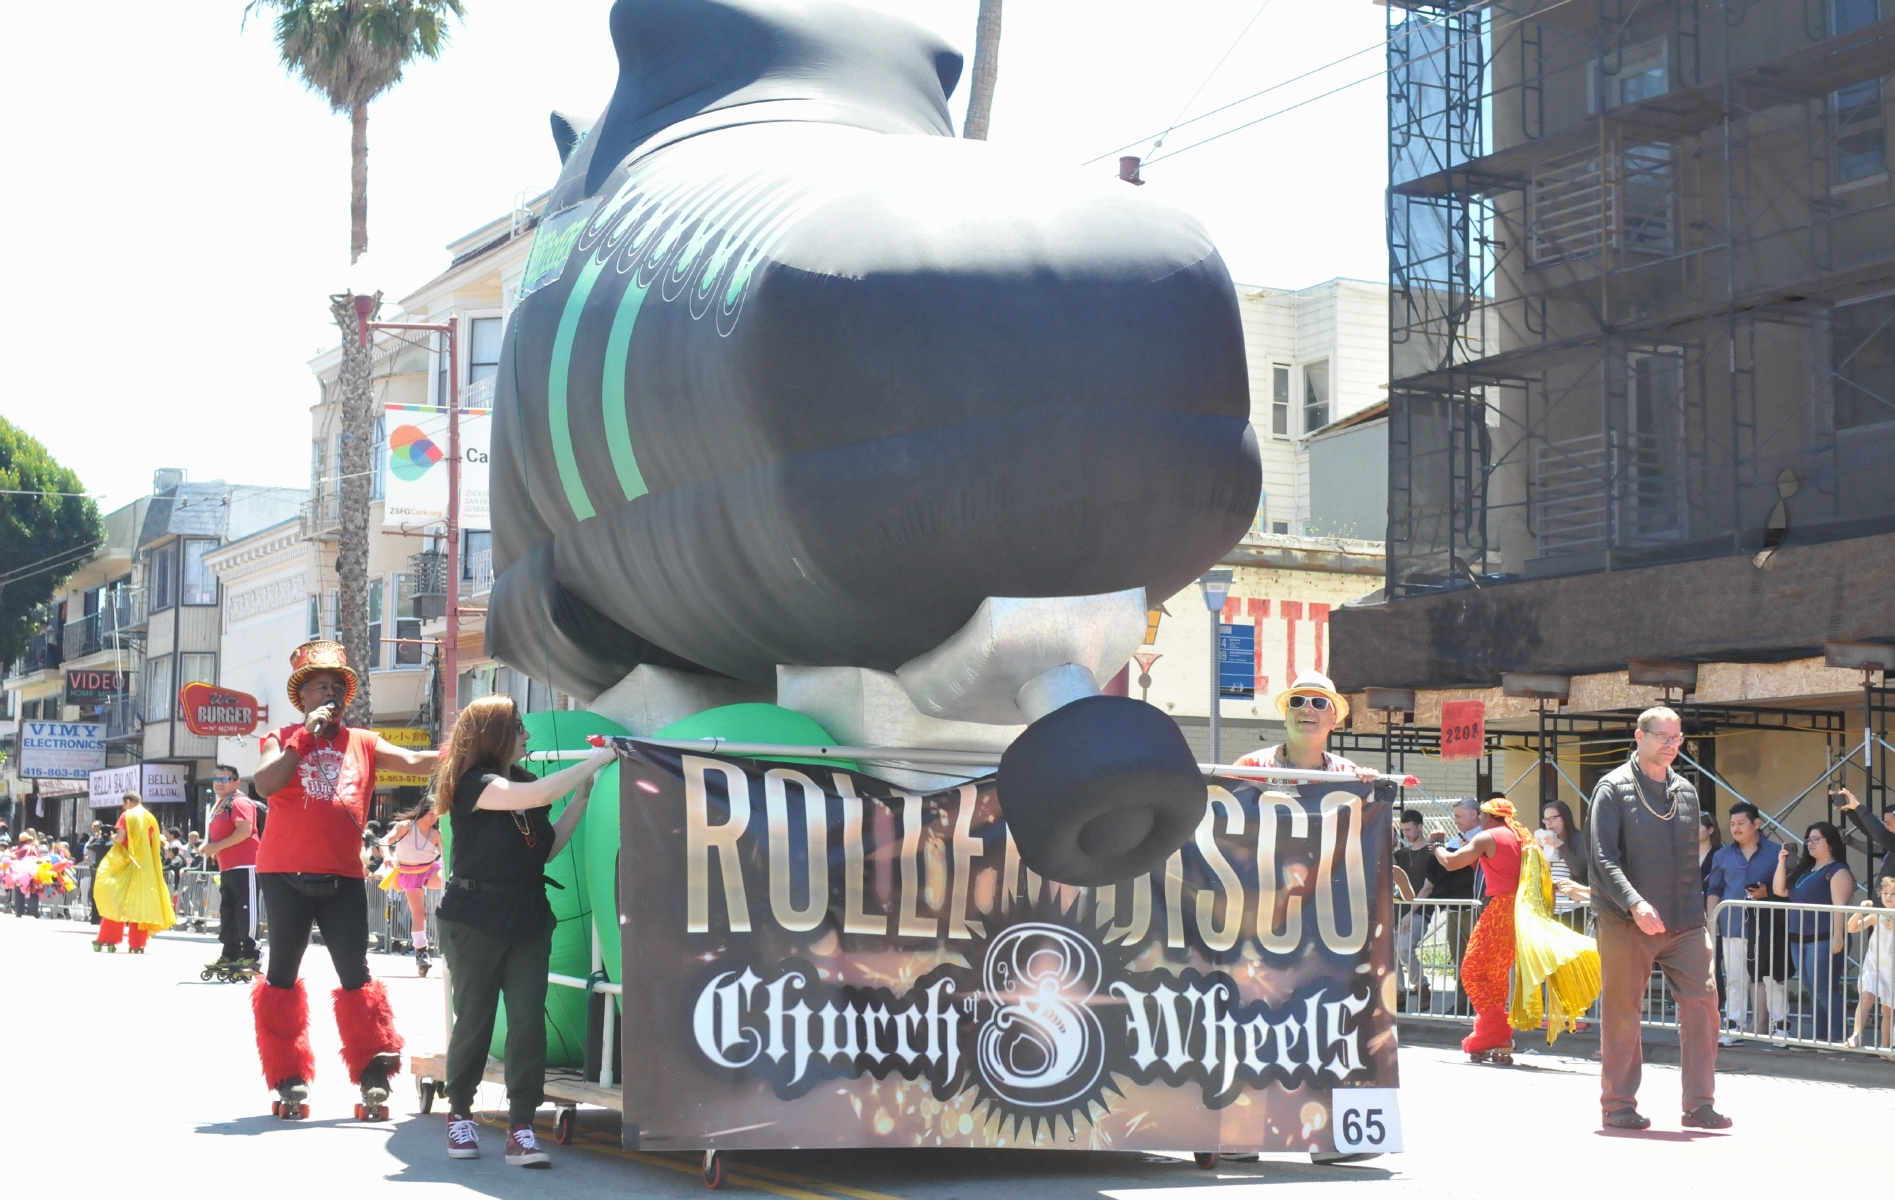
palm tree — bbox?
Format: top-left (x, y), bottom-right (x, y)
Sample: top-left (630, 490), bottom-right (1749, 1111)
top-left (247, 0), bottom-right (463, 726)
top-left (963, 0), bottom-right (1003, 140)
top-left (246, 0), bottom-right (464, 263)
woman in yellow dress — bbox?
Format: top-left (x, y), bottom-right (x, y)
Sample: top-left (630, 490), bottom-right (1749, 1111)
top-left (93, 792), bottom-right (175, 953)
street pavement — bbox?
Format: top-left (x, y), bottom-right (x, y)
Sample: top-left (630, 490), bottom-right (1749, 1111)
top-left (4, 914), bottom-right (1889, 1198)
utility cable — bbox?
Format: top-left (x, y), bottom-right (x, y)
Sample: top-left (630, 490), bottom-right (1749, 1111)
top-left (1128, 0), bottom-right (1575, 170)
top-left (1145, 0), bottom-right (1275, 159)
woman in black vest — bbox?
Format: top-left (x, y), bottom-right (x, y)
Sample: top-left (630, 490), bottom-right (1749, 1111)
top-left (432, 695), bottom-right (614, 1168)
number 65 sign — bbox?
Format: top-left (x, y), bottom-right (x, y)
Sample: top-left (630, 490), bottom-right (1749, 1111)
top-left (1332, 1088), bottom-right (1404, 1154)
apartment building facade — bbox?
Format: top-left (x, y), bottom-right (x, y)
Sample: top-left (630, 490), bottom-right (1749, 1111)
top-left (1335, 2), bottom-right (1895, 858)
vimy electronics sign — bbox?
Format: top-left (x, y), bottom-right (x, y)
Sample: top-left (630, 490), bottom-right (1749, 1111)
top-left (19, 722), bottom-right (107, 779)
top-left (616, 746), bottom-right (1403, 1157)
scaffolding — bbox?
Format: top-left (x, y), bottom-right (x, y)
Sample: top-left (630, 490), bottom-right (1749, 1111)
top-left (1386, 0), bottom-right (1895, 596)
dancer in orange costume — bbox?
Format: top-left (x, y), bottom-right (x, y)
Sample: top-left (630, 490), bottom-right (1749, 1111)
top-left (1435, 797), bottom-right (1529, 1059)
top-left (1436, 796), bottom-right (1602, 1061)
top-left (92, 791), bottom-right (176, 952)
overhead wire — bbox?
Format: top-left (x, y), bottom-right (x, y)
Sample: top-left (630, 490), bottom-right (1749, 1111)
top-left (1121, 0), bottom-right (1576, 171)
top-left (1143, 0), bottom-right (1276, 159)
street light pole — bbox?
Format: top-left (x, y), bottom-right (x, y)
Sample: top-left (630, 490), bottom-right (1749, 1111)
top-left (357, 310), bottom-right (461, 742)
top-left (1198, 569), bottom-right (1234, 764)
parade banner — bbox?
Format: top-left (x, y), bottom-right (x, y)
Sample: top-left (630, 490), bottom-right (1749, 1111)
top-left (618, 747), bottom-right (1401, 1156)
top-left (382, 403), bottom-right (491, 530)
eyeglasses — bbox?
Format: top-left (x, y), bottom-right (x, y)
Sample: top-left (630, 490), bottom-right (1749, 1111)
top-left (1640, 731), bottom-right (1684, 744)
top-left (1286, 694), bottom-right (1333, 711)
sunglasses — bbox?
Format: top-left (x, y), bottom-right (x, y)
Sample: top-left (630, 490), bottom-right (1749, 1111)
top-left (1286, 694), bottom-right (1333, 711)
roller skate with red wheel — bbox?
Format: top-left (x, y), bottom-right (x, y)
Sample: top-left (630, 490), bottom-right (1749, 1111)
top-left (271, 1078), bottom-right (310, 1120)
top-left (355, 1053), bottom-right (398, 1121)
top-left (1466, 1047), bottom-right (1514, 1065)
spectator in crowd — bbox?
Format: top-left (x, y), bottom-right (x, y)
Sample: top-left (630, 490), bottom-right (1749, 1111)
top-left (1744, 872), bottom-right (1793, 1048)
top-left (1845, 872), bottom-right (1895, 1057)
top-left (1772, 820), bottom-right (1854, 1042)
top-left (1538, 800), bottom-right (1590, 924)
top-left (83, 821), bottom-right (110, 924)
top-left (1589, 706), bottom-right (1725, 1131)
top-left (1705, 803), bottom-right (1783, 1046)
top-left (1698, 812), bottom-right (1725, 1013)
top-left (362, 822), bottom-right (387, 876)
top-left (1836, 788), bottom-right (1894, 877)
top-left (1430, 797), bottom-right (1483, 1012)
top-left (1394, 808), bottom-right (1443, 1009)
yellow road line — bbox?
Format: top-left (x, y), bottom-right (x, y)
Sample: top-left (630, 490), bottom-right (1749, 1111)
top-left (729, 1160), bottom-right (909, 1200)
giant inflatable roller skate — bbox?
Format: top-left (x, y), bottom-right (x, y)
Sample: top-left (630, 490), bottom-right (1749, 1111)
top-left (486, 0), bottom-right (1261, 886)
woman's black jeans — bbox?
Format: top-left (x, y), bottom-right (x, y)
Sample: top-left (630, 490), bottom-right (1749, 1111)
top-left (440, 917), bottom-right (552, 1124)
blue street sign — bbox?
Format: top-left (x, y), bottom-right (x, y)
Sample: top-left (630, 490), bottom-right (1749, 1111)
top-left (1218, 623), bottom-right (1255, 699)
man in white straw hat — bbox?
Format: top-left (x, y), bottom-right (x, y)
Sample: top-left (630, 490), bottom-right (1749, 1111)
top-left (1235, 670), bottom-right (1379, 782)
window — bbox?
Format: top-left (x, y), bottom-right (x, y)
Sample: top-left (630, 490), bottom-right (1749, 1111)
top-left (392, 574), bottom-right (422, 667)
top-left (146, 656), bottom-right (173, 722)
top-left (1303, 361), bottom-right (1330, 433)
top-left (1271, 366), bottom-right (1290, 438)
top-left (21, 698), bottom-right (39, 721)
top-left (368, 578), bottom-right (384, 671)
top-left (307, 595), bottom-right (320, 639)
top-left (470, 317), bottom-right (503, 388)
top-left (1833, 0), bottom-right (1882, 36)
top-left (328, 588), bottom-right (340, 640)
top-left (1592, 38), bottom-right (1667, 112)
top-left (1835, 79), bottom-right (1887, 184)
top-left (463, 530), bottom-right (493, 579)
top-left (148, 542), bottom-right (177, 612)
top-left (372, 414), bottom-right (387, 501)
top-left (182, 538), bottom-right (218, 605)
top-left (1271, 521), bottom-right (1290, 535)
top-left (1834, 295), bottom-right (1895, 430)
top-left (179, 652), bottom-right (216, 687)
top-left (311, 438), bottom-right (328, 495)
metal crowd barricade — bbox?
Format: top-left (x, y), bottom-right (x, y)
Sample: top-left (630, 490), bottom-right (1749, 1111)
top-left (175, 868), bottom-right (220, 933)
top-left (1395, 891), bottom-right (1892, 1057)
top-left (1708, 898), bottom-right (1890, 1055)
top-left (368, 873), bottom-right (440, 953)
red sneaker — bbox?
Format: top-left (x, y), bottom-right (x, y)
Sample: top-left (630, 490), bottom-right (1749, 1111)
top-left (505, 1123), bottom-right (551, 1167)
top-left (447, 1113), bottom-right (480, 1159)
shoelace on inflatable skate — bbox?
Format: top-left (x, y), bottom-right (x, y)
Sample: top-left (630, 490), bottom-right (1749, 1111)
top-left (449, 1118), bottom-right (479, 1144)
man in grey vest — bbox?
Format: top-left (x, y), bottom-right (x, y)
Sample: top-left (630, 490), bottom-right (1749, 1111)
top-left (1589, 706), bottom-right (1727, 1130)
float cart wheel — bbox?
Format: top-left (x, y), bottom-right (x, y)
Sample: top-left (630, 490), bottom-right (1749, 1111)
top-left (1194, 1153), bottom-right (1218, 1170)
top-left (554, 1106), bottom-right (577, 1145)
top-left (703, 1150), bottom-right (726, 1189)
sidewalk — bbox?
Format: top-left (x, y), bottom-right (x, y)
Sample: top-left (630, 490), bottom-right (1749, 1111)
top-left (1399, 1018), bottom-right (1895, 1089)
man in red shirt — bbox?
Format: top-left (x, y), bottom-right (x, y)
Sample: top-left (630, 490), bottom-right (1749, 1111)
top-left (250, 640), bottom-right (439, 1120)
top-left (200, 763), bottom-right (261, 975)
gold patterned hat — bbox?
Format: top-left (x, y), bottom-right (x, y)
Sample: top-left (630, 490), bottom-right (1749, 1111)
top-left (287, 639), bottom-right (359, 713)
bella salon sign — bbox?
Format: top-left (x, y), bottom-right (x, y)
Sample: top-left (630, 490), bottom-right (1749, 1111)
top-left (89, 763), bottom-right (190, 809)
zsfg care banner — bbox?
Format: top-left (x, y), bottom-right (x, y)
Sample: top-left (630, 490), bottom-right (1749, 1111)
top-left (618, 747), bottom-right (1400, 1155)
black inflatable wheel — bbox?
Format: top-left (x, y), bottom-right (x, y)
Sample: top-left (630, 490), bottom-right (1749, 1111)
top-left (998, 695), bottom-right (1205, 886)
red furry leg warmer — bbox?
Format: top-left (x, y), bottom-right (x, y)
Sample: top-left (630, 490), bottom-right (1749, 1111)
top-left (252, 979), bottom-right (315, 1088)
top-left (333, 980), bottom-right (404, 1084)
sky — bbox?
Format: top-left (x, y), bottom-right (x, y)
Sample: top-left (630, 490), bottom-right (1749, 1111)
top-left (0, 1), bottom-right (1390, 509)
